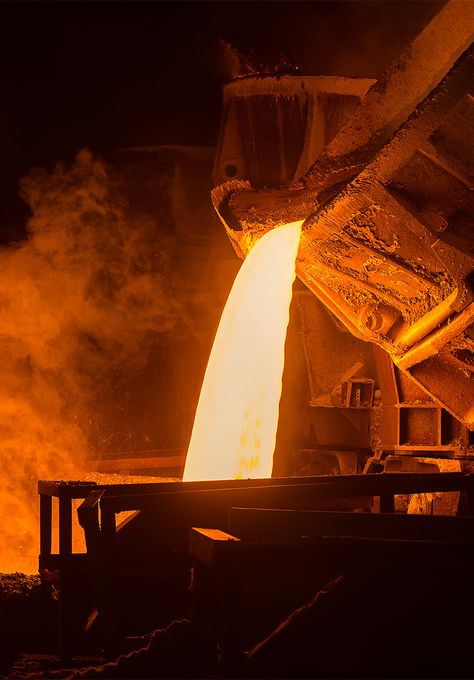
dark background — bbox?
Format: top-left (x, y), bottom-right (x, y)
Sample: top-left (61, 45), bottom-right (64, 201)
top-left (0, 0), bottom-right (444, 238)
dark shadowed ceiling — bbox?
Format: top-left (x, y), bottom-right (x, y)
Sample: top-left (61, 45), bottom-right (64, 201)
top-left (0, 0), bottom-right (445, 236)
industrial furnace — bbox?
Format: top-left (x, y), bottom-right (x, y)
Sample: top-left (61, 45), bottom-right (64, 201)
top-left (2, 2), bottom-right (474, 679)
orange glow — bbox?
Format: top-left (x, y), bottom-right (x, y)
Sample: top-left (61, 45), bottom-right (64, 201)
top-left (183, 221), bottom-right (302, 482)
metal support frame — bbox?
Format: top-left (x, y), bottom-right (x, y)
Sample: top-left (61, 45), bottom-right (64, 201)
top-left (190, 504), bottom-right (474, 675)
top-left (38, 472), bottom-right (474, 662)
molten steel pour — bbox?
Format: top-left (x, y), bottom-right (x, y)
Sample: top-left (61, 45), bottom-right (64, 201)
top-left (183, 221), bottom-right (302, 482)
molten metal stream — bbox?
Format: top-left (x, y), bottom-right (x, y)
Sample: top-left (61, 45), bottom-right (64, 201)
top-left (183, 221), bottom-right (302, 481)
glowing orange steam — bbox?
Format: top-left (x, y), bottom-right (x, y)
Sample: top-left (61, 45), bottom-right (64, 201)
top-left (183, 221), bottom-right (302, 482)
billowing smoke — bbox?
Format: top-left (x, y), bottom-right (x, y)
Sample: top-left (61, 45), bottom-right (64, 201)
top-left (0, 149), bottom-right (178, 573)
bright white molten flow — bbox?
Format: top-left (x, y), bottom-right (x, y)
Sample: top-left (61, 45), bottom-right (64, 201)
top-left (183, 221), bottom-right (302, 482)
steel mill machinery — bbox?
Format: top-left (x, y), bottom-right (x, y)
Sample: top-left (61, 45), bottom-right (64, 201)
top-left (37, 2), bottom-right (474, 674)
top-left (211, 0), bottom-right (474, 480)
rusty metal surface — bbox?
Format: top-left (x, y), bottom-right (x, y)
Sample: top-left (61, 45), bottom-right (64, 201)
top-left (213, 76), bottom-right (375, 188)
top-left (212, 3), bottom-right (474, 427)
top-left (295, 49), bottom-right (474, 427)
top-left (214, 1), bottom-right (474, 236)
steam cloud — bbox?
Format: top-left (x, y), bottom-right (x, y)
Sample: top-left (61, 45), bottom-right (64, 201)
top-left (0, 149), bottom-right (178, 573)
